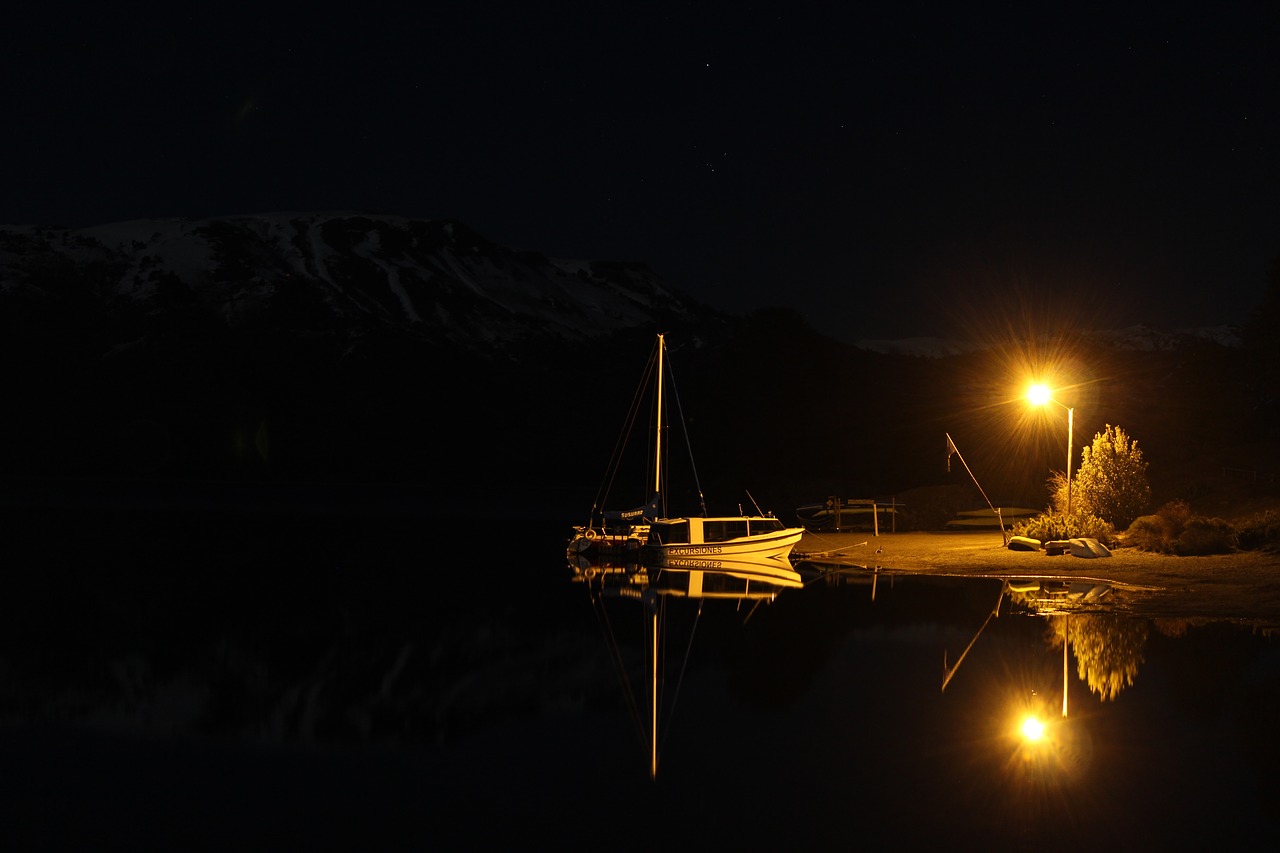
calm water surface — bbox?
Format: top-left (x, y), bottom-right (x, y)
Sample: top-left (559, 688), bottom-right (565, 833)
top-left (3, 511), bottom-right (1277, 849)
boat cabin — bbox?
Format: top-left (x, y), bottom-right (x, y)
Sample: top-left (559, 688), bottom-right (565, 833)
top-left (647, 516), bottom-right (790, 545)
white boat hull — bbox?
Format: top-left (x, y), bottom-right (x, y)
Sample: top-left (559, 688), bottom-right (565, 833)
top-left (644, 517), bottom-right (804, 566)
top-left (650, 531), bottom-right (803, 563)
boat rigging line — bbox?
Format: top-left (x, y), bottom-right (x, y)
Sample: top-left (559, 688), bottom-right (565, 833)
top-left (583, 333), bottom-right (708, 524)
top-left (661, 341), bottom-right (707, 518)
top-left (940, 582), bottom-right (1007, 693)
top-left (655, 595), bottom-right (703, 770)
top-left (945, 431), bottom-right (1010, 546)
top-left (586, 338), bottom-right (662, 527)
top-left (793, 532), bottom-right (870, 559)
top-left (586, 577), bottom-right (707, 779)
top-left (586, 586), bottom-right (647, 753)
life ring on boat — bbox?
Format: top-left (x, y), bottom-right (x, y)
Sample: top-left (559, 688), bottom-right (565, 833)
top-left (584, 528), bottom-right (598, 540)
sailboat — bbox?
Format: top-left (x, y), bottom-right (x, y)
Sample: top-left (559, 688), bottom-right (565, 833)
top-left (567, 333), bottom-right (805, 580)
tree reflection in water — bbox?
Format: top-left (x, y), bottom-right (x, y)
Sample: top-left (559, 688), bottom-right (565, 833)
top-left (1048, 613), bottom-right (1150, 702)
top-left (1005, 579), bottom-right (1153, 703)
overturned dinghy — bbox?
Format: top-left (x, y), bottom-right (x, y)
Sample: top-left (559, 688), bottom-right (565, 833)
top-left (1007, 535), bottom-right (1042, 552)
top-left (1068, 537), bottom-right (1112, 558)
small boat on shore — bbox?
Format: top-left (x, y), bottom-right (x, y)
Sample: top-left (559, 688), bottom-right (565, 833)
top-left (795, 497), bottom-right (898, 532)
top-left (945, 507), bottom-right (1038, 529)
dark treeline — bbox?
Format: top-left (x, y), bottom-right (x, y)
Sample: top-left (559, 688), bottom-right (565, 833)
top-left (3, 261), bottom-right (1278, 527)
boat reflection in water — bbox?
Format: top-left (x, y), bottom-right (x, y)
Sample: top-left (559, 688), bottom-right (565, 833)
top-left (568, 549), bottom-right (802, 779)
top-left (569, 551), bottom-right (803, 596)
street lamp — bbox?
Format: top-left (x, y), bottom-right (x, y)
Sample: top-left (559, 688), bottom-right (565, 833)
top-left (1027, 384), bottom-right (1074, 517)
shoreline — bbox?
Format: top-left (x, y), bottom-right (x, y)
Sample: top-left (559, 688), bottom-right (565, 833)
top-left (793, 530), bottom-right (1280, 627)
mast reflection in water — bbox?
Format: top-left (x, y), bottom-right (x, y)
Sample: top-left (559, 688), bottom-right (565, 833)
top-left (563, 552), bottom-right (1280, 849)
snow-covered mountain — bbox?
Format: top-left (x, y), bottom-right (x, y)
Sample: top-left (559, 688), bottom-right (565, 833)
top-left (0, 212), bottom-right (740, 486)
top-left (2, 211), bottom-right (1244, 360)
top-left (0, 212), bottom-right (724, 357)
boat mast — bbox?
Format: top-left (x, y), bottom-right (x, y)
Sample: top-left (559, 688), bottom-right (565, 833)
top-left (654, 333), bottom-right (664, 506)
top-left (651, 333), bottom-right (664, 781)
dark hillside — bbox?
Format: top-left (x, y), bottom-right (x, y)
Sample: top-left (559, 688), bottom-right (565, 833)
top-left (2, 216), bottom-right (1275, 528)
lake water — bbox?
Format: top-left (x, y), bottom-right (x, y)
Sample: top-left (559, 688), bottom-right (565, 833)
top-left (2, 511), bottom-right (1277, 849)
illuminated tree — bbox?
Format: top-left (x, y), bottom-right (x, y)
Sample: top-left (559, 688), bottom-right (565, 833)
top-left (1074, 424), bottom-right (1150, 529)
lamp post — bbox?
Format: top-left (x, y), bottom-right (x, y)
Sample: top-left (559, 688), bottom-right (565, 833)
top-left (1027, 384), bottom-right (1074, 517)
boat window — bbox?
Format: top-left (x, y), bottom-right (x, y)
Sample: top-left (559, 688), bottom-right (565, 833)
top-left (703, 520), bottom-right (749, 542)
top-left (749, 518), bottom-right (785, 534)
top-left (648, 521), bottom-right (689, 545)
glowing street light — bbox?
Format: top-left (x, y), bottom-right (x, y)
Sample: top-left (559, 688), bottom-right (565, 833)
top-left (1027, 383), bottom-right (1074, 517)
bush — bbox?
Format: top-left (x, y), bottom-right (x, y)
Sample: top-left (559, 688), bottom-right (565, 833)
top-left (1071, 513), bottom-right (1118, 545)
top-left (1122, 499), bottom-right (1194, 553)
top-left (1125, 510), bottom-right (1239, 555)
top-left (1046, 471), bottom-right (1070, 516)
top-left (1175, 517), bottom-right (1237, 555)
top-left (1123, 514), bottom-right (1176, 553)
top-left (1156, 499), bottom-right (1193, 532)
top-left (1013, 513), bottom-right (1067, 543)
top-left (1012, 511), bottom-right (1116, 546)
top-left (1235, 510), bottom-right (1280, 552)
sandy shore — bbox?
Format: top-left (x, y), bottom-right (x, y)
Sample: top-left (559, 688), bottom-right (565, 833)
top-left (793, 529), bottom-right (1280, 627)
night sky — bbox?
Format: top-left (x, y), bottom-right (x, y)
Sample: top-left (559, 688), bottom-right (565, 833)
top-left (4, 4), bottom-right (1277, 342)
